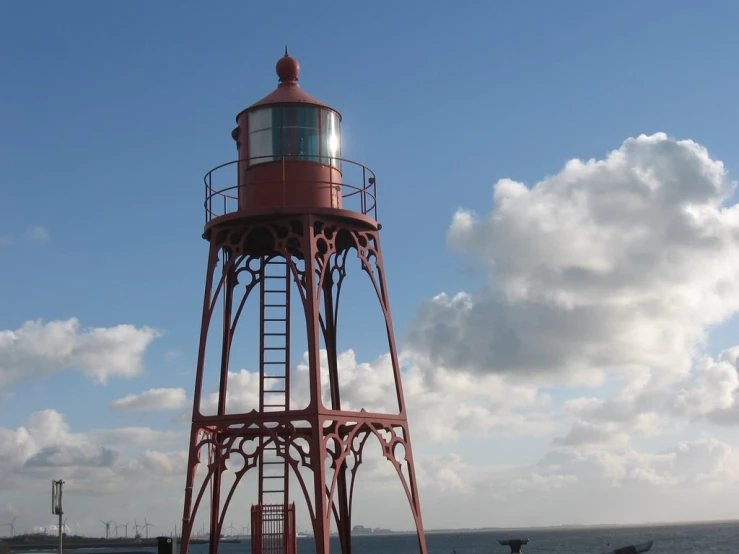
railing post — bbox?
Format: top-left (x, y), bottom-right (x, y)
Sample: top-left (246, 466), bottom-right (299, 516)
top-left (374, 175), bottom-right (378, 222)
top-left (361, 166), bottom-right (366, 215)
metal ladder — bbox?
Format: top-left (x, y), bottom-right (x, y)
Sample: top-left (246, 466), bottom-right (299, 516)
top-left (258, 256), bottom-right (291, 510)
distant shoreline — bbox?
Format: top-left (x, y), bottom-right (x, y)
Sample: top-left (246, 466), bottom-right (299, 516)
top-left (421, 518), bottom-right (739, 534)
top-left (2, 518), bottom-right (736, 549)
top-left (1, 539), bottom-right (160, 553)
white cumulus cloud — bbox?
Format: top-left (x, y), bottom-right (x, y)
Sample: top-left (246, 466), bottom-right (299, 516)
top-left (0, 318), bottom-right (159, 387)
top-left (407, 133), bottom-right (739, 385)
top-left (112, 388), bottom-right (187, 412)
top-left (0, 410), bottom-right (185, 495)
top-left (672, 347), bottom-right (739, 425)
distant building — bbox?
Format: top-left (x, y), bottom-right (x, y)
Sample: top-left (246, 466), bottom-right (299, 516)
top-left (352, 525), bottom-right (393, 535)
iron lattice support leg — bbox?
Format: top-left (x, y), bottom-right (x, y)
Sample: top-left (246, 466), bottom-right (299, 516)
top-left (321, 266), bottom-right (352, 554)
top-left (180, 426), bottom-right (202, 554)
top-left (181, 241), bottom-right (222, 554)
top-left (371, 241), bottom-right (428, 554)
top-left (302, 224), bottom-right (332, 554)
top-left (304, 216), bottom-right (428, 554)
top-left (209, 436), bottom-right (225, 554)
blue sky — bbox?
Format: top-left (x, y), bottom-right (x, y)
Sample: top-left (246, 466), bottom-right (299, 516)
top-left (3, 0), bottom-right (739, 536)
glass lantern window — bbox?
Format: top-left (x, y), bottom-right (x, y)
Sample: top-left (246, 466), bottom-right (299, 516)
top-left (247, 106), bottom-right (341, 169)
top-left (321, 109), bottom-right (341, 169)
top-left (247, 108), bottom-right (274, 164)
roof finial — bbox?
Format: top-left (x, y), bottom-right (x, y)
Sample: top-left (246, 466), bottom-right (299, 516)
top-left (276, 49), bottom-right (300, 83)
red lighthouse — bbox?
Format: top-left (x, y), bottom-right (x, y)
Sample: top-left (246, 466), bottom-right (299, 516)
top-left (180, 51), bottom-right (428, 554)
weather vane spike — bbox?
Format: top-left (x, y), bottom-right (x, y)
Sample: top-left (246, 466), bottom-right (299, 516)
top-left (284, 44), bottom-right (288, 56)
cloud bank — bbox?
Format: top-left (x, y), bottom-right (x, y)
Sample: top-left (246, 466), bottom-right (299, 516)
top-left (3, 133), bottom-right (739, 532)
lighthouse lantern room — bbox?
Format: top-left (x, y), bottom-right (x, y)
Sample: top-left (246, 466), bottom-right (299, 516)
top-left (232, 51), bottom-right (343, 211)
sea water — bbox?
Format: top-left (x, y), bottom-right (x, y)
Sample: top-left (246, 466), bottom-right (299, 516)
top-left (25, 521), bottom-right (739, 554)
top-left (189, 520), bottom-right (739, 553)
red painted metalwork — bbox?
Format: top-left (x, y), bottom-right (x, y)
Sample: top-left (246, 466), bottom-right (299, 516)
top-left (180, 52), bottom-right (428, 554)
top-left (251, 504), bottom-right (296, 554)
top-left (243, 50), bottom-right (332, 109)
top-left (239, 159), bottom-right (343, 212)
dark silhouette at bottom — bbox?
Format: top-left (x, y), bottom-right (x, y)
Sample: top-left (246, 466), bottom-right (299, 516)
top-left (603, 540), bottom-right (654, 554)
top-left (499, 539), bottom-right (529, 553)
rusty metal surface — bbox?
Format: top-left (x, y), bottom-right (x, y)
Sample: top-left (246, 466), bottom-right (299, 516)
top-left (180, 215), bottom-right (428, 554)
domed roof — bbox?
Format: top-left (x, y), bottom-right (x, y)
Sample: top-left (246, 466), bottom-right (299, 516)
top-left (246, 49), bottom-right (333, 111)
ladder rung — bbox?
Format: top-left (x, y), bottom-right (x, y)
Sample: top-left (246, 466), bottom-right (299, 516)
top-left (263, 475), bottom-right (284, 479)
top-left (263, 375), bottom-right (286, 379)
top-left (264, 332), bottom-right (287, 336)
top-left (265, 389), bottom-right (286, 393)
top-left (263, 361), bottom-right (286, 365)
top-left (264, 318), bottom-right (287, 322)
top-left (263, 490), bottom-right (285, 493)
top-left (263, 404), bottom-right (286, 407)
top-left (264, 304), bottom-right (287, 307)
top-left (263, 461), bottom-right (284, 465)
top-left (264, 290), bottom-right (287, 293)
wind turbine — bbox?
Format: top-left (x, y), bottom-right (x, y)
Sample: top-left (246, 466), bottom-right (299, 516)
top-left (4, 517), bottom-right (16, 538)
top-left (133, 520), bottom-right (141, 539)
top-left (226, 522), bottom-right (236, 536)
top-left (118, 521), bottom-right (130, 538)
top-left (101, 520), bottom-right (114, 539)
top-left (142, 518), bottom-right (154, 539)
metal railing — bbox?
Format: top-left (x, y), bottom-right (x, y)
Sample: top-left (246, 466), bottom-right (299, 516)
top-left (204, 155), bottom-right (377, 224)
